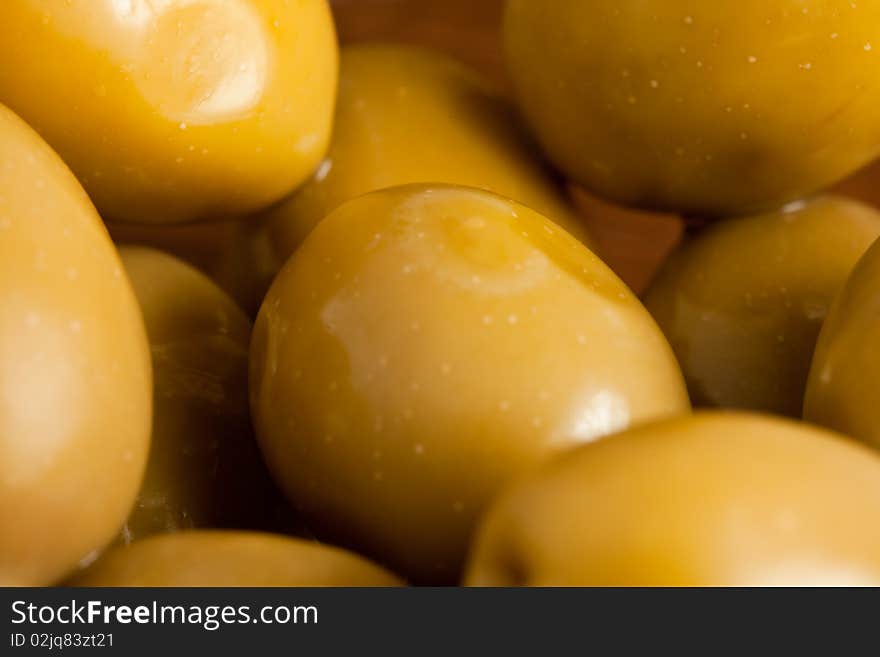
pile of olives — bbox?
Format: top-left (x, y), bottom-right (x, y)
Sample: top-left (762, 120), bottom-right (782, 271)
top-left (3, 0), bottom-right (880, 587)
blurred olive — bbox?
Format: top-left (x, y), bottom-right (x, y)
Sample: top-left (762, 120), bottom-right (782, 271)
top-left (0, 0), bottom-right (338, 223)
top-left (645, 196), bottom-right (880, 416)
top-left (72, 531), bottom-right (402, 586)
top-left (805, 239), bottom-right (880, 449)
top-left (260, 42), bottom-right (596, 280)
top-left (466, 412), bottom-right (880, 586)
top-left (504, 0), bottom-right (880, 216)
top-left (117, 247), bottom-right (299, 543)
top-left (0, 104), bottom-right (151, 585)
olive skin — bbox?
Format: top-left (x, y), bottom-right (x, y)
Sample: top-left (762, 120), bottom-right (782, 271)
top-left (117, 247), bottom-right (297, 543)
top-left (504, 1), bottom-right (880, 216)
top-left (71, 531), bottom-right (402, 586)
top-left (644, 197), bottom-right (880, 417)
top-left (805, 240), bottom-right (880, 449)
top-left (0, 105), bottom-right (152, 586)
top-left (0, 0), bottom-right (338, 224)
top-left (260, 43), bottom-right (595, 275)
top-left (250, 184), bottom-right (689, 584)
top-left (465, 413), bottom-right (880, 586)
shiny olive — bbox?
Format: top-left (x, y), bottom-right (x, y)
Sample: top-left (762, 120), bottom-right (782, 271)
top-left (0, 104), bottom-right (151, 586)
top-left (117, 247), bottom-right (298, 543)
top-left (260, 42), bottom-right (596, 276)
top-left (0, 0), bottom-right (338, 224)
top-left (71, 531), bottom-right (402, 586)
top-left (504, 0), bottom-right (880, 216)
top-left (465, 412), bottom-right (880, 586)
top-left (250, 184), bottom-right (689, 584)
top-left (805, 239), bottom-right (880, 449)
top-left (644, 196), bottom-right (880, 417)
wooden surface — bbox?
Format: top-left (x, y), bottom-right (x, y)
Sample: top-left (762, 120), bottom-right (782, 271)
top-left (329, 0), bottom-right (683, 294)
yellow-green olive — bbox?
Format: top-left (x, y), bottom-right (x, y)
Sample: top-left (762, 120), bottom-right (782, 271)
top-left (117, 246), bottom-right (298, 543)
top-left (465, 412), bottom-right (880, 586)
top-left (71, 531), bottom-right (402, 586)
top-left (805, 239), bottom-right (880, 449)
top-left (0, 0), bottom-right (338, 224)
top-left (260, 42), bottom-right (596, 275)
top-left (503, 0), bottom-right (880, 216)
top-left (250, 184), bottom-right (689, 584)
top-left (0, 104), bottom-right (152, 586)
top-left (645, 196), bottom-right (880, 416)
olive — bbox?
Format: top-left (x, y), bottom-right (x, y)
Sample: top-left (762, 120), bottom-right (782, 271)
top-left (644, 196), bottom-right (880, 416)
top-left (0, 104), bottom-right (151, 585)
top-left (466, 412), bottom-right (880, 586)
top-left (0, 0), bottom-right (338, 224)
top-left (260, 42), bottom-right (596, 277)
top-left (250, 184), bottom-right (689, 583)
top-left (117, 246), bottom-right (300, 543)
top-left (71, 531), bottom-right (402, 586)
top-left (805, 239), bottom-right (880, 449)
top-left (504, 0), bottom-right (880, 216)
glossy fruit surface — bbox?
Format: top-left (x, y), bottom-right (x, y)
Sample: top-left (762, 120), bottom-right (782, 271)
top-left (645, 197), bottom-right (880, 416)
top-left (466, 412), bottom-right (880, 586)
top-left (504, 0), bottom-right (880, 216)
top-left (805, 239), bottom-right (880, 449)
top-left (0, 0), bottom-right (338, 224)
top-left (0, 104), bottom-right (152, 585)
top-left (250, 184), bottom-right (689, 583)
top-left (72, 531), bottom-right (402, 586)
top-left (118, 247), bottom-right (296, 543)
top-left (261, 43), bottom-right (595, 273)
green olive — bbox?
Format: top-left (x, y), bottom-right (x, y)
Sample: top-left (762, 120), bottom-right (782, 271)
top-left (0, 0), bottom-right (338, 224)
top-left (504, 0), bottom-right (880, 216)
top-left (0, 104), bottom-right (151, 585)
top-left (466, 412), bottom-right (880, 586)
top-left (71, 531), bottom-right (402, 587)
top-left (250, 184), bottom-right (689, 584)
top-left (644, 196), bottom-right (880, 416)
top-left (260, 42), bottom-right (596, 275)
top-left (805, 239), bottom-right (880, 449)
top-left (117, 246), bottom-right (299, 543)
